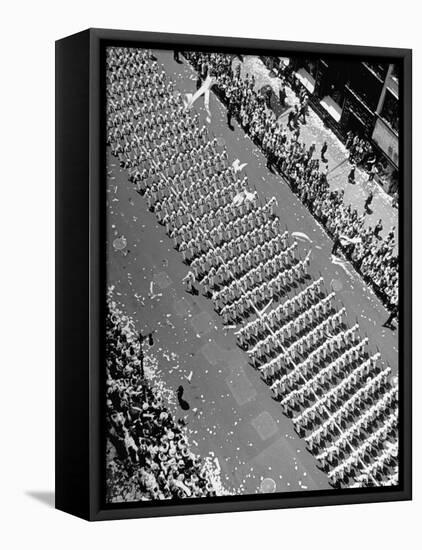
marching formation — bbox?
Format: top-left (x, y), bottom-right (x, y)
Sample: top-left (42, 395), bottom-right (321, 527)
top-left (106, 46), bottom-right (398, 494)
top-left (183, 51), bottom-right (399, 316)
top-left (237, 277), bottom-right (398, 488)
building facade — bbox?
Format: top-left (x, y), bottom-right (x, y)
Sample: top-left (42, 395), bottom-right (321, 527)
top-left (285, 56), bottom-right (399, 186)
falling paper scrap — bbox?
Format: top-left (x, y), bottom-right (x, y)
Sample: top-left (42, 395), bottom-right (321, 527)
top-left (149, 281), bottom-right (162, 300)
top-left (331, 255), bottom-right (352, 277)
top-left (291, 231), bottom-right (313, 243)
top-left (184, 74), bottom-right (216, 118)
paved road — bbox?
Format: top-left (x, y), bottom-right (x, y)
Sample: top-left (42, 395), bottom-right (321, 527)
top-left (106, 49), bottom-right (398, 496)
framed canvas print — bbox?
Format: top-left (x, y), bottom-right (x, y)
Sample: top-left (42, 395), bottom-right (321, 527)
top-left (55, 28), bottom-right (412, 521)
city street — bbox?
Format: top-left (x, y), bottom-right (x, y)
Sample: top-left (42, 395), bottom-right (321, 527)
top-left (106, 50), bottom-right (398, 496)
top-left (235, 56), bottom-right (398, 245)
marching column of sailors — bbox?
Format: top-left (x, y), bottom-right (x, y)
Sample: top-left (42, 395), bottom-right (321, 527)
top-left (107, 51), bottom-right (311, 320)
top-left (106, 46), bottom-right (398, 490)
top-left (234, 269), bottom-right (398, 487)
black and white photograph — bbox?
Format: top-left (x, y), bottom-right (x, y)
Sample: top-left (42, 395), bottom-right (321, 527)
top-left (104, 45), bottom-right (402, 504)
top-left (2, 1), bottom-right (421, 548)
top-left (2, 0), bottom-right (420, 543)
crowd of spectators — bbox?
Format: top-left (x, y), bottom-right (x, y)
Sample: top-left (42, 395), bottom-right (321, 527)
top-left (106, 286), bottom-right (220, 502)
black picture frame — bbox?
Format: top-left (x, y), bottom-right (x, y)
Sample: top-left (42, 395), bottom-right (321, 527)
top-left (55, 28), bottom-right (412, 521)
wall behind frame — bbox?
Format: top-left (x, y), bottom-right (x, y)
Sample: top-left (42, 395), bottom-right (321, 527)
top-left (0, 0), bottom-right (419, 549)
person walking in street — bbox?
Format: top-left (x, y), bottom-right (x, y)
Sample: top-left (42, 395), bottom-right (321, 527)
top-left (227, 98), bottom-right (234, 129)
top-left (321, 140), bottom-right (328, 162)
top-left (299, 100), bottom-right (308, 124)
top-left (332, 235), bottom-right (342, 256)
top-left (177, 385), bottom-right (190, 410)
top-left (265, 87), bottom-right (272, 109)
top-left (364, 190), bottom-right (374, 213)
top-left (374, 219), bottom-right (383, 238)
top-left (287, 109), bottom-right (295, 130)
top-left (279, 85), bottom-right (287, 108)
top-left (368, 163), bottom-right (379, 181)
top-left (183, 270), bottom-right (197, 294)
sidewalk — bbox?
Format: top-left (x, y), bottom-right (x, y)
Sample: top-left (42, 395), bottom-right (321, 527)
top-left (232, 56), bottom-right (399, 246)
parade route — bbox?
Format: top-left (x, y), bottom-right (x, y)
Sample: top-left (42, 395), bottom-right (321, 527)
top-left (106, 49), bottom-right (398, 496)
